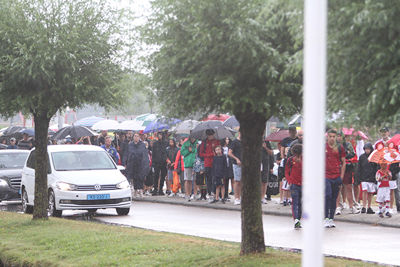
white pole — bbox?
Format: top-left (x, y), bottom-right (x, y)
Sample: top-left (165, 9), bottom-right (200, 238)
top-left (302, 0), bottom-right (327, 267)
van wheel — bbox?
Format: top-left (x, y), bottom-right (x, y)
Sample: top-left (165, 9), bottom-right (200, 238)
top-left (48, 190), bottom-right (62, 217)
top-left (116, 208), bottom-right (130, 215)
top-left (21, 189), bottom-right (33, 214)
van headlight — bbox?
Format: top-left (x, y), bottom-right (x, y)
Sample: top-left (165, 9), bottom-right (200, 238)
top-left (0, 179), bottom-right (8, 186)
top-left (116, 180), bottom-right (130, 189)
top-left (56, 181), bottom-right (77, 191)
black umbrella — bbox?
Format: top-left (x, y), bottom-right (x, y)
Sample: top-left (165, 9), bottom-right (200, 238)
top-left (52, 126), bottom-right (98, 140)
top-left (2, 126), bottom-right (25, 137)
top-left (190, 120), bottom-right (235, 140)
top-left (223, 116), bottom-right (239, 128)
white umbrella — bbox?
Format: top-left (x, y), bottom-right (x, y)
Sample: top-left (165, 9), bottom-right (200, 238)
top-left (118, 120), bottom-right (145, 131)
top-left (171, 120), bottom-right (200, 135)
top-left (92, 120), bottom-right (120, 131)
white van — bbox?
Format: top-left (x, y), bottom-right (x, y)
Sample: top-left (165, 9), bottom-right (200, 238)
top-left (20, 145), bottom-right (131, 216)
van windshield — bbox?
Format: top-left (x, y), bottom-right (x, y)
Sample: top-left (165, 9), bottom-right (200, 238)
top-left (51, 151), bottom-right (116, 171)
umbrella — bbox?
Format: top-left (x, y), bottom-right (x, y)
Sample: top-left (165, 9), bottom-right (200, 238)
top-left (202, 114), bottom-right (231, 122)
top-left (223, 116), bottom-right (239, 129)
top-left (368, 147), bottom-right (400, 164)
top-left (143, 118), bottom-right (181, 133)
top-left (190, 120), bottom-right (235, 140)
top-left (92, 120), bottom-right (120, 131)
top-left (118, 120), bottom-right (145, 131)
top-left (342, 128), bottom-right (369, 140)
top-left (2, 126), bottom-right (25, 137)
top-left (171, 120), bottom-right (200, 135)
top-left (73, 116), bottom-right (104, 127)
top-left (52, 126), bottom-right (98, 140)
top-left (265, 130), bottom-right (289, 142)
top-left (388, 134), bottom-right (400, 147)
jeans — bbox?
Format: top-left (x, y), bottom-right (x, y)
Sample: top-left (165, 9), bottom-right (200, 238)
top-left (290, 184), bottom-right (302, 220)
top-left (325, 177), bottom-right (342, 219)
top-left (153, 163), bottom-right (167, 192)
top-left (205, 167), bottom-right (214, 195)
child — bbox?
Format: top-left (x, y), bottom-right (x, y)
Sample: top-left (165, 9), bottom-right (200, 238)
top-left (356, 143), bottom-right (378, 214)
top-left (210, 146), bottom-right (228, 204)
top-left (194, 143), bottom-right (207, 200)
top-left (376, 163), bottom-right (392, 218)
top-left (285, 144), bottom-right (303, 229)
top-left (280, 147), bottom-right (291, 206)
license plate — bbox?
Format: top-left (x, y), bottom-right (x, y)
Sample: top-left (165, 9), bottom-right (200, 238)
top-left (87, 194), bottom-right (110, 200)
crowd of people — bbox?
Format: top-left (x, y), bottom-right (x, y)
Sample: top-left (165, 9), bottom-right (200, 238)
top-left (2, 123), bottom-right (400, 230)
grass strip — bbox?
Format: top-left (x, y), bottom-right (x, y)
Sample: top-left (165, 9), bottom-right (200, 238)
top-left (0, 211), bottom-right (375, 267)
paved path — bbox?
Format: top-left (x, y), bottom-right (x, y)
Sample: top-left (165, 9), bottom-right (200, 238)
top-left (131, 194), bottom-right (400, 228)
top-left (91, 202), bottom-right (400, 266)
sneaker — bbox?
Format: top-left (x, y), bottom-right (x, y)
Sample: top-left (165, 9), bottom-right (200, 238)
top-left (261, 199), bottom-right (268, 204)
top-left (361, 207), bottom-right (366, 213)
top-left (294, 219), bottom-right (302, 229)
top-left (335, 207), bottom-right (342, 215)
top-left (266, 196), bottom-right (272, 201)
top-left (234, 199), bottom-right (241, 205)
top-left (145, 191), bottom-right (151, 196)
top-left (209, 198), bottom-right (217, 204)
top-left (354, 202), bottom-right (362, 209)
top-left (386, 212), bottom-right (392, 218)
top-left (350, 206), bottom-right (360, 214)
top-left (283, 201), bottom-right (287, 206)
top-left (185, 196), bottom-right (191, 202)
top-left (151, 191), bottom-right (159, 196)
top-left (221, 198), bottom-right (225, 204)
top-left (329, 219), bottom-right (336, 228)
top-left (343, 202), bottom-right (349, 210)
top-left (208, 197), bottom-right (215, 203)
top-left (367, 207), bottom-right (375, 214)
top-left (190, 194), bottom-right (195, 200)
top-left (229, 192), bottom-right (234, 195)
top-left (324, 218), bottom-right (331, 228)
top-left (158, 191), bottom-right (165, 196)
top-left (388, 208), bottom-right (394, 214)
top-left (378, 212), bottom-right (384, 218)
top-left (168, 192), bottom-right (175, 197)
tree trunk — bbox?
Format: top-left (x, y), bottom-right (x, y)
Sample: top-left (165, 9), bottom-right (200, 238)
top-left (236, 112), bottom-right (266, 255)
top-left (32, 112), bottom-right (50, 220)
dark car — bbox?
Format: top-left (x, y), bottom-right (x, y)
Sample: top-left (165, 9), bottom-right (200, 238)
top-left (0, 150), bottom-right (30, 201)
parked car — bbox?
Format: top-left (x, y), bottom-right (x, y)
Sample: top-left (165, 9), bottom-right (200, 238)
top-left (0, 150), bottom-right (30, 201)
top-left (20, 145), bottom-right (131, 216)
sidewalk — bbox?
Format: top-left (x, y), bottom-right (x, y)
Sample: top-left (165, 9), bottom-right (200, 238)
top-left (132, 194), bottom-right (400, 229)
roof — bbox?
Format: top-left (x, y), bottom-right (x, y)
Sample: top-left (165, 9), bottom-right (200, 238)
top-left (0, 149), bottom-right (30, 154)
top-left (47, 145), bottom-right (105, 153)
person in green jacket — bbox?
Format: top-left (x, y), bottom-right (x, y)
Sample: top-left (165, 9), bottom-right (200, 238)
top-left (181, 137), bottom-right (198, 201)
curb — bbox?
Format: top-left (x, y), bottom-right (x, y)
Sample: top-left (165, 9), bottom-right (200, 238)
top-left (133, 197), bottom-right (400, 229)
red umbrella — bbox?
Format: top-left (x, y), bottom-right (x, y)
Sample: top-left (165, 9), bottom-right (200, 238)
top-left (388, 134), bottom-right (400, 147)
top-left (265, 130), bottom-right (289, 142)
top-left (342, 127), bottom-right (368, 140)
top-left (368, 147), bottom-right (400, 164)
top-left (202, 114), bottom-right (230, 122)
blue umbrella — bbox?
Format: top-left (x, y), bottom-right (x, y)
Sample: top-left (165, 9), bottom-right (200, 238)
top-left (74, 116), bottom-right (104, 127)
top-left (143, 118), bottom-right (181, 133)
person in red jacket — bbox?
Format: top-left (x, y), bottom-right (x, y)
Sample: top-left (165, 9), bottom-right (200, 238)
top-left (285, 144), bottom-right (303, 229)
top-left (199, 129), bottom-right (220, 200)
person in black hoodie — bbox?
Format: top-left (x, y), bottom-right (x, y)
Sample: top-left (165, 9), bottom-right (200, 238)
top-left (210, 146), bottom-right (228, 203)
top-left (152, 132), bottom-right (168, 195)
top-left (126, 133), bottom-right (150, 198)
top-left (356, 142), bottom-right (378, 214)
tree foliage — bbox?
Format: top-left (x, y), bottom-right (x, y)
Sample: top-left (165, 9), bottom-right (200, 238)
top-left (0, 0), bottom-right (129, 219)
top-left (144, 0), bottom-right (302, 119)
top-left (328, 0), bottom-right (400, 125)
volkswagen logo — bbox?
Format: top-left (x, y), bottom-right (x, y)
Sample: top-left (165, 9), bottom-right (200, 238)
top-left (94, 184), bottom-right (101, 191)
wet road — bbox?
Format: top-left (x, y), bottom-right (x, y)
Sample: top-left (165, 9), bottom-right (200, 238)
top-left (2, 201), bottom-right (399, 265)
top-left (92, 202), bottom-right (400, 266)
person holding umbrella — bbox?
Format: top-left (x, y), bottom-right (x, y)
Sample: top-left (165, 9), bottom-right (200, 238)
top-left (180, 137), bottom-right (198, 201)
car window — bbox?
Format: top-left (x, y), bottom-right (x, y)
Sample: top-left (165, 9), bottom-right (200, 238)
top-left (0, 153), bottom-right (29, 169)
top-left (26, 150), bottom-right (52, 173)
top-left (51, 151), bottom-right (116, 171)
